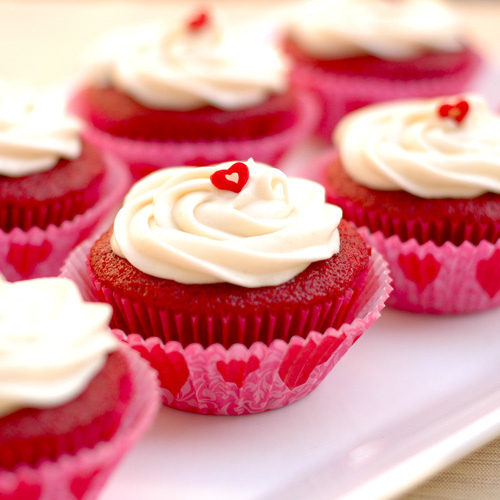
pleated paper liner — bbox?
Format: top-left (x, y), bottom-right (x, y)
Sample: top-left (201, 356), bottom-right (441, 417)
top-left (304, 151), bottom-right (500, 314)
top-left (0, 154), bottom-right (131, 282)
top-left (61, 238), bottom-right (391, 415)
top-left (0, 344), bottom-right (160, 500)
top-left (289, 51), bottom-right (483, 142)
top-left (79, 90), bottom-right (319, 180)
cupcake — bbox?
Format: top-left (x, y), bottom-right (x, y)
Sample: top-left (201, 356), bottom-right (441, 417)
top-left (0, 80), bottom-right (131, 282)
top-left (70, 8), bottom-right (318, 180)
top-left (283, 0), bottom-right (483, 140)
top-left (309, 93), bottom-right (500, 314)
top-left (62, 159), bottom-right (391, 415)
top-left (0, 276), bottom-right (159, 500)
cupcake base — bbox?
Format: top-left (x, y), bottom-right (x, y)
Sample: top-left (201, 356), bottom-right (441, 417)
top-left (0, 343), bottom-right (160, 500)
top-left (61, 238), bottom-right (391, 415)
top-left (77, 91), bottom-right (319, 180)
top-left (0, 154), bottom-right (131, 282)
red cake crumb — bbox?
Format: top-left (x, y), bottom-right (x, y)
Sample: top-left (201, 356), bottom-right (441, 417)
top-left (323, 154), bottom-right (500, 246)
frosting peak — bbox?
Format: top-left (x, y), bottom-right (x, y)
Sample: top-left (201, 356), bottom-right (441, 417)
top-left (84, 11), bottom-right (289, 111)
top-left (0, 277), bottom-right (118, 418)
top-left (335, 94), bottom-right (500, 198)
top-left (0, 80), bottom-right (82, 177)
top-left (111, 160), bottom-right (342, 287)
top-left (288, 0), bottom-right (464, 60)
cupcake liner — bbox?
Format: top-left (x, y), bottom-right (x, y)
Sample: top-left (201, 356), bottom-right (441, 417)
top-left (81, 90), bottom-right (319, 180)
top-left (0, 343), bottom-right (160, 500)
top-left (358, 227), bottom-right (500, 314)
top-left (300, 151), bottom-right (500, 314)
top-left (0, 154), bottom-right (131, 282)
top-left (290, 51), bottom-right (483, 141)
top-left (61, 238), bottom-right (391, 415)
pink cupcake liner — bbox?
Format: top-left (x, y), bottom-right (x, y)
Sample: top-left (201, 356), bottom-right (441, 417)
top-left (358, 227), bottom-right (500, 314)
top-left (0, 343), bottom-right (160, 500)
top-left (80, 90), bottom-right (319, 180)
top-left (300, 151), bottom-right (500, 314)
top-left (0, 154), bottom-right (131, 282)
top-left (290, 52), bottom-right (483, 141)
top-left (61, 238), bottom-right (391, 415)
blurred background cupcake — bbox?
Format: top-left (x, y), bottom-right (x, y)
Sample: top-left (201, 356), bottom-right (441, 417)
top-left (307, 93), bottom-right (500, 314)
top-left (0, 79), bottom-right (131, 282)
top-left (283, 0), bottom-right (483, 141)
top-left (0, 276), bottom-right (159, 500)
top-left (70, 7), bottom-right (319, 180)
top-left (63, 159), bottom-right (391, 415)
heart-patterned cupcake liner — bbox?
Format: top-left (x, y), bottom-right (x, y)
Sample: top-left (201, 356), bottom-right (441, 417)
top-left (61, 239), bottom-right (391, 415)
top-left (0, 154), bottom-right (131, 282)
top-left (0, 343), bottom-right (160, 500)
top-left (79, 90), bottom-right (319, 181)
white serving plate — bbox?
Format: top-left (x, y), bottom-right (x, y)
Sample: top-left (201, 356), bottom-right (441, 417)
top-left (99, 306), bottom-right (500, 500)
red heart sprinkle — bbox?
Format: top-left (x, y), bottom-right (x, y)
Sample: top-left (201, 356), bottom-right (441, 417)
top-left (187, 10), bottom-right (210, 32)
top-left (210, 162), bottom-right (250, 193)
top-left (438, 100), bottom-right (469, 124)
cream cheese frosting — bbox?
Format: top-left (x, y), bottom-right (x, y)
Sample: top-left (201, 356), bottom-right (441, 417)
top-left (111, 159), bottom-right (342, 287)
top-left (83, 10), bottom-right (289, 111)
top-left (0, 277), bottom-right (118, 418)
top-left (335, 94), bottom-right (500, 199)
top-left (287, 0), bottom-right (464, 60)
top-left (0, 80), bottom-right (82, 178)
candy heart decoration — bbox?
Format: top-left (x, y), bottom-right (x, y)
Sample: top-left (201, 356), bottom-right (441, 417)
top-left (216, 356), bottom-right (260, 389)
top-left (476, 249), bottom-right (500, 299)
top-left (188, 10), bottom-right (210, 32)
top-left (210, 162), bottom-right (250, 193)
top-left (398, 252), bottom-right (441, 291)
top-left (438, 99), bottom-right (469, 124)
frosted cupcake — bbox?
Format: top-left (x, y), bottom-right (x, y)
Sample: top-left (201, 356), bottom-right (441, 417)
top-left (70, 9), bottom-right (318, 180)
top-left (0, 277), bottom-right (159, 500)
top-left (63, 159), bottom-right (391, 415)
top-left (0, 80), bottom-right (131, 281)
top-left (310, 94), bottom-right (500, 313)
top-left (284, 0), bottom-right (482, 140)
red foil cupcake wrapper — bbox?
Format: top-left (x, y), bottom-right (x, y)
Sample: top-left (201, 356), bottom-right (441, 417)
top-left (0, 154), bottom-right (131, 282)
top-left (0, 344), bottom-right (160, 500)
top-left (61, 239), bottom-right (391, 415)
top-left (80, 90), bottom-right (319, 180)
top-left (290, 53), bottom-right (483, 141)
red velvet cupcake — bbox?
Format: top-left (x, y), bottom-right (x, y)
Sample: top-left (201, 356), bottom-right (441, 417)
top-left (70, 9), bottom-right (318, 180)
top-left (284, 0), bottom-right (482, 140)
top-left (0, 81), bottom-right (131, 281)
top-left (63, 159), bottom-right (391, 415)
top-left (0, 277), bottom-right (159, 500)
top-left (309, 94), bottom-right (500, 313)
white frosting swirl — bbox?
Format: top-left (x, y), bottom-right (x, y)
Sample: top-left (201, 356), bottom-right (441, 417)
top-left (335, 94), bottom-right (500, 199)
top-left (0, 277), bottom-right (118, 418)
top-left (288, 0), bottom-right (464, 60)
top-left (83, 11), bottom-right (288, 111)
top-left (111, 160), bottom-right (342, 287)
top-left (0, 80), bottom-right (82, 177)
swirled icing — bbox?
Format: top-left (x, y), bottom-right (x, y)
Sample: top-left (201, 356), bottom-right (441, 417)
top-left (0, 277), bottom-right (118, 418)
top-left (0, 80), bottom-right (82, 177)
top-left (83, 11), bottom-right (288, 111)
top-left (111, 159), bottom-right (342, 287)
top-left (287, 0), bottom-right (464, 60)
top-left (335, 94), bottom-right (500, 198)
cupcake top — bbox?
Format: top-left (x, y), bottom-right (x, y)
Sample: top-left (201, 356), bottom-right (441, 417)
top-left (83, 9), bottom-right (289, 111)
top-left (0, 80), bottom-right (82, 178)
top-left (111, 159), bottom-right (342, 287)
top-left (0, 277), bottom-right (118, 418)
top-left (287, 0), bottom-right (464, 60)
top-left (335, 94), bottom-right (500, 199)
